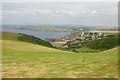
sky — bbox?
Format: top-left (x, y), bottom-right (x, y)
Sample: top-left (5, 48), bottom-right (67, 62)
top-left (1, 0), bottom-right (119, 2)
top-left (1, 2), bottom-right (118, 26)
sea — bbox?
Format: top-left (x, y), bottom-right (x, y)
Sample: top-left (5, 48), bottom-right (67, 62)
top-left (2, 28), bottom-right (69, 39)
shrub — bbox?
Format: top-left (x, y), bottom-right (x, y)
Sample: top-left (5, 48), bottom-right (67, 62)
top-left (17, 33), bottom-right (53, 48)
top-left (82, 34), bottom-right (120, 51)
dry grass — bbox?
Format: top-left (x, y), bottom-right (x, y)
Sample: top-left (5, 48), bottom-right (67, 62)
top-left (90, 30), bottom-right (120, 33)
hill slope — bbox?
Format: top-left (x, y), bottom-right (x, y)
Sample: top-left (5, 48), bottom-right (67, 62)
top-left (2, 32), bottom-right (53, 47)
top-left (2, 32), bottom-right (118, 78)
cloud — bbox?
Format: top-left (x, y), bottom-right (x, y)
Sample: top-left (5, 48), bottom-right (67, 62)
top-left (91, 10), bottom-right (97, 14)
top-left (1, 0), bottom-right (119, 2)
top-left (2, 2), bottom-right (118, 26)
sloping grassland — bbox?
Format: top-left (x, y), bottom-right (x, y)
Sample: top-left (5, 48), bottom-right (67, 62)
top-left (2, 32), bottom-right (118, 78)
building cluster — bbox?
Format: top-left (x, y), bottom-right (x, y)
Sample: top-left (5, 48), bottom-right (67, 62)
top-left (80, 32), bottom-right (106, 40)
top-left (62, 32), bottom-right (106, 48)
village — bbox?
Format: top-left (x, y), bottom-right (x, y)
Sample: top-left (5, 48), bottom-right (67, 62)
top-left (45, 30), bottom-right (107, 48)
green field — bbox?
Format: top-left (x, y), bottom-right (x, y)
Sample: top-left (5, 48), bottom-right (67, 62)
top-left (2, 32), bottom-right (118, 78)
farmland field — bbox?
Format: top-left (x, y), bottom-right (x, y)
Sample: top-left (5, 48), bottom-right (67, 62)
top-left (2, 32), bottom-right (118, 78)
top-left (90, 30), bottom-right (120, 33)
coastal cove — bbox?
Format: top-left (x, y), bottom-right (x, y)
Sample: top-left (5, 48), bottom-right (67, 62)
top-left (2, 28), bottom-right (69, 39)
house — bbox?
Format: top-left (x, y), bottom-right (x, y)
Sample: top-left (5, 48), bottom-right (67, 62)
top-left (62, 31), bottom-right (106, 48)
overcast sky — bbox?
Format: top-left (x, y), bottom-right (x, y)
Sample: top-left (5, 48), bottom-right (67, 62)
top-left (1, 0), bottom-right (119, 2)
top-left (1, 2), bottom-right (118, 26)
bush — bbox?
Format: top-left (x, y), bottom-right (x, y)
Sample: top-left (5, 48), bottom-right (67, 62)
top-left (17, 33), bottom-right (53, 48)
top-left (82, 34), bottom-right (120, 51)
top-left (72, 49), bottom-right (79, 53)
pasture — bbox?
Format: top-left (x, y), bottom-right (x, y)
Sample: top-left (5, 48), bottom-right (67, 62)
top-left (2, 32), bottom-right (118, 78)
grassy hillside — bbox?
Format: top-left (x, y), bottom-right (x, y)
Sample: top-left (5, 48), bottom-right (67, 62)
top-left (2, 32), bottom-right (53, 48)
top-left (2, 32), bottom-right (118, 78)
top-left (2, 32), bottom-right (22, 41)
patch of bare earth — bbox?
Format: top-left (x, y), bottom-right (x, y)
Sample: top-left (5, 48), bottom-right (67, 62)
top-left (89, 30), bottom-right (120, 33)
top-left (3, 65), bottom-right (34, 78)
top-left (67, 71), bottom-right (91, 78)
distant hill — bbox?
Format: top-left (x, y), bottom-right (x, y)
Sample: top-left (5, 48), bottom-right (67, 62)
top-left (2, 25), bottom-right (118, 32)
